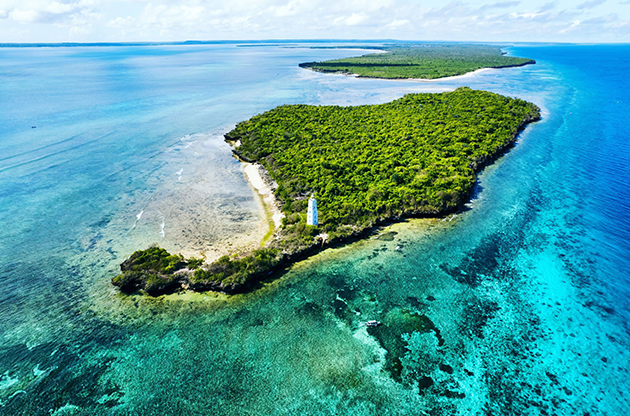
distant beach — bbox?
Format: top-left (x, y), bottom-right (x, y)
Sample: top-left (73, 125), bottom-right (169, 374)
top-left (404, 67), bottom-right (493, 82)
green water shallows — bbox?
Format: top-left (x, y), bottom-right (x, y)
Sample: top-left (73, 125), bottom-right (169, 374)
top-left (0, 43), bottom-right (629, 415)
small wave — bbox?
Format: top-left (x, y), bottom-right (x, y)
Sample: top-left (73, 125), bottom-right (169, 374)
top-left (130, 210), bottom-right (144, 230)
top-left (160, 220), bottom-right (165, 238)
top-left (176, 168), bottom-right (183, 180)
top-left (0, 132), bottom-right (116, 173)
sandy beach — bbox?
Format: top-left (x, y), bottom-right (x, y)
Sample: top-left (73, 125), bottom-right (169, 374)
top-left (403, 67), bottom-right (493, 82)
top-left (242, 162), bottom-right (284, 229)
top-left (314, 66), bottom-right (495, 83)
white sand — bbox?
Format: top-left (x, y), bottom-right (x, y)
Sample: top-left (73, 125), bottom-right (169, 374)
top-left (400, 67), bottom-right (493, 83)
top-left (243, 163), bottom-right (284, 229)
top-left (327, 66), bottom-right (494, 83)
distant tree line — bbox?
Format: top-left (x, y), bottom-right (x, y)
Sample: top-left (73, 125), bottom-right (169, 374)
top-left (300, 44), bottom-right (534, 79)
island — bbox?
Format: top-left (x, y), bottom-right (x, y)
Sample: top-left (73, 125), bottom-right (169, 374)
top-left (113, 87), bottom-right (540, 296)
top-left (299, 44), bottom-right (535, 79)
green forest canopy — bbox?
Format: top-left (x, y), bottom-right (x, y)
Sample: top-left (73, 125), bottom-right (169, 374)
top-left (227, 87), bottom-right (540, 240)
top-left (299, 44), bottom-right (534, 79)
top-left (113, 87), bottom-right (540, 293)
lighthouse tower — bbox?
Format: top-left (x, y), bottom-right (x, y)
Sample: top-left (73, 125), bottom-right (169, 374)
top-left (306, 194), bottom-right (318, 226)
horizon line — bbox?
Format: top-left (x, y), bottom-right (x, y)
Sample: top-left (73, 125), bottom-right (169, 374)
top-left (0, 39), bottom-right (601, 48)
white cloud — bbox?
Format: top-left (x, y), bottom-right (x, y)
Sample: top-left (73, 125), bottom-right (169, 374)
top-left (107, 16), bottom-right (135, 28)
top-left (0, 0), bottom-right (629, 42)
top-left (69, 24), bottom-right (91, 36)
top-left (9, 8), bottom-right (38, 23)
top-left (559, 19), bottom-right (580, 33)
top-left (334, 12), bottom-right (368, 26)
top-left (2, 0), bottom-right (100, 25)
top-left (385, 19), bottom-right (410, 28)
top-left (272, 0), bottom-right (308, 17)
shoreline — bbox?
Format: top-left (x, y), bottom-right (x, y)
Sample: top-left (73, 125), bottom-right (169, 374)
top-left (403, 67), bottom-right (492, 82)
top-left (241, 161), bottom-right (284, 248)
top-left (301, 61), bottom-right (535, 82)
top-left (177, 148), bottom-right (283, 263)
top-left (213, 106), bottom-right (541, 294)
top-left (242, 162), bottom-right (284, 230)
top-left (400, 61), bottom-right (535, 82)
top-left (112, 91), bottom-right (540, 297)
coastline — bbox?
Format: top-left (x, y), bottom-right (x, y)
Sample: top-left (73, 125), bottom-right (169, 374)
top-left (242, 161), bottom-right (284, 248)
top-left (301, 61), bottom-right (535, 82)
top-left (401, 61), bottom-right (535, 82)
top-left (219, 104), bottom-right (541, 291)
top-left (220, 104), bottom-right (540, 291)
top-left (403, 67), bottom-right (492, 82)
top-left (172, 152), bottom-right (282, 263)
top-left (242, 162), bottom-right (284, 230)
top-left (304, 66), bottom-right (491, 82)
top-left (112, 91), bottom-right (540, 297)
top-left (112, 130), bottom-right (274, 265)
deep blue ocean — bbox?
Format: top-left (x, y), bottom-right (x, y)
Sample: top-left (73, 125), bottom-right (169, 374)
top-left (0, 43), bottom-right (628, 415)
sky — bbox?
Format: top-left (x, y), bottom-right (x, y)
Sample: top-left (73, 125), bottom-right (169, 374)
top-left (0, 0), bottom-right (629, 43)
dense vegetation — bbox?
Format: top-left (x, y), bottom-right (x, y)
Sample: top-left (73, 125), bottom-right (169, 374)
top-left (300, 44), bottom-right (534, 79)
top-left (113, 245), bottom-right (281, 294)
top-left (112, 247), bottom-right (187, 295)
top-left (113, 87), bottom-right (539, 296)
top-left (229, 87), bottom-right (539, 242)
top-left (191, 248), bottom-right (280, 286)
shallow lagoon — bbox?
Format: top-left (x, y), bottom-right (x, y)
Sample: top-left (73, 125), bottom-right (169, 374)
top-left (0, 43), bottom-right (629, 415)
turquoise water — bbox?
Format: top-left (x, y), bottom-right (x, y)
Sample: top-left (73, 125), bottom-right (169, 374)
top-left (0, 43), bottom-right (629, 415)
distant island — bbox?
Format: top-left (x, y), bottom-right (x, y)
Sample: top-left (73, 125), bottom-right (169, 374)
top-left (113, 87), bottom-right (540, 296)
top-left (299, 44), bottom-right (535, 79)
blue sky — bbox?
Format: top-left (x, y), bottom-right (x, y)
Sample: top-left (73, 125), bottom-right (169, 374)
top-left (0, 0), bottom-right (628, 43)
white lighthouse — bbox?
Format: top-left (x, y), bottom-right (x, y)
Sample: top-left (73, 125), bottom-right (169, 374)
top-left (306, 194), bottom-right (318, 226)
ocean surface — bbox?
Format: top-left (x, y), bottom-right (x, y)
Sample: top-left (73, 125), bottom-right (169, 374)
top-left (0, 42), bottom-right (629, 415)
